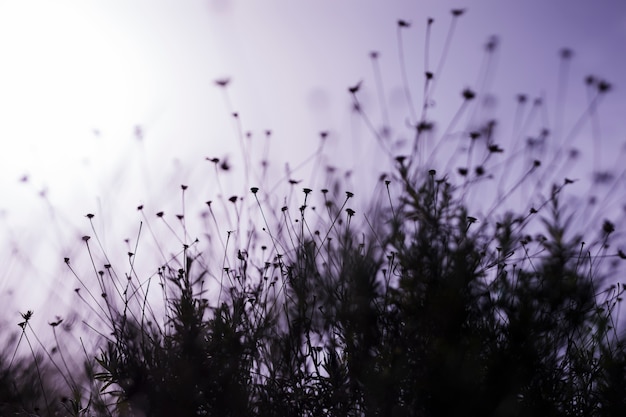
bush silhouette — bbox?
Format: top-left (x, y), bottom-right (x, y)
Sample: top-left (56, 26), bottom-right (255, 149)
top-left (3, 9), bottom-right (626, 417)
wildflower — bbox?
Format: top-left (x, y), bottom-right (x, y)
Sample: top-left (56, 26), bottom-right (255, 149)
top-left (560, 48), bottom-right (573, 59)
top-left (82, 236), bottom-right (90, 242)
top-left (214, 78), bottom-right (230, 87)
top-left (346, 208), bottom-right (355, 217)
top-left (250, 187), bottom-right (259, 194)
top-left (598, 80), bottom-right (611, 93)
top-left (462, 88), bottom-right (476, 100)
top-left (303, 188), bottom-right (312, 195)
top-left (451, 9), bottom-right (465, 16)
top-left (18, 310), bottom-right (33, 329)
top-left (85, 213), bottom-right (94, 219)
top-left (603, 220), bottom-right (615, 235)
top-left (417, 120), bottom-right (434, 132)
top-left (48, 317), bottom-right (63, 327)
top-left (398, 19), bottom-right (411, 28)
top-left (485, 35), bottom-right (499, 52)
top-left (348, 81), bottom-right (362, 94)
top-left (346, 191), bottom-right (354, 198)
top-left (488, 144), bottom-right (504, 153)
top-left (228, 196), bottom-right (238, 203)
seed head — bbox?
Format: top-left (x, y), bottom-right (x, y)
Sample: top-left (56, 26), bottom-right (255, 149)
top-left (462, 88), bottom-right (476, 100)
top-left (214, 78), bottom-right (230, 87)
top-left (598, 80), bottom-right (611, 93)
top-left (348, 81), bottom-right (362, 94)
top-left (560, 48), bottom-right (573, 60)
top-left (485, 35), bottom-right (498, 52)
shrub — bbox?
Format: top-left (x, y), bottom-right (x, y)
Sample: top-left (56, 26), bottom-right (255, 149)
top-left (3, 8), bottom-right (625, 417)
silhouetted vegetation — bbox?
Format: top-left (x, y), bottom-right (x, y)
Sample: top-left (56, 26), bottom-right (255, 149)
top-left (2, 9), bottom-right (625, 417)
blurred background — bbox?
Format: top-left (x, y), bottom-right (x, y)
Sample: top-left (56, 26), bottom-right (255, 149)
top-left (1, 0), bottom-right (625, 330)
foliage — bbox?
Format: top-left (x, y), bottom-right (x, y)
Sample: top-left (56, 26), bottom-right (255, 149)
top-left (2, 9), bottom-right (626, 417)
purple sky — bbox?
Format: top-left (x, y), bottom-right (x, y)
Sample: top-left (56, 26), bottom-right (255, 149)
top-left (1, 0), bottom-right (625, 321)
